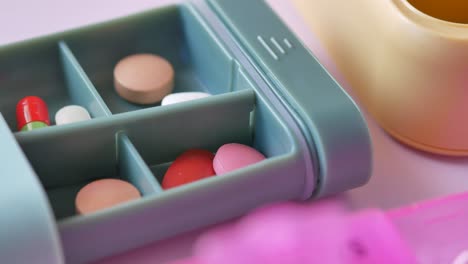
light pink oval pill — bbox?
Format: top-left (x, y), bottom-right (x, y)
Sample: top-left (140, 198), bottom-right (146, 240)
top-left (75, 179), bottom-right (141, 215)
top-left (213, 143), bottom-right (266, 175)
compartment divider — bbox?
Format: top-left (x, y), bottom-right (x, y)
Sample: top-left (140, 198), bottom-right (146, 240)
top-left (58, 41), bottom-right (112, 118)
top-left (117, 133), bottom-right (163, 196)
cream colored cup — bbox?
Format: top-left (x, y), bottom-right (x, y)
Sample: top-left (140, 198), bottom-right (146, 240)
top-left (293, 0), bottom-right (468, 156)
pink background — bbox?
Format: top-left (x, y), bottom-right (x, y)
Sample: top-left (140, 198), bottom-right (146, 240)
top-left (2, 0), bottom-right (468, 263)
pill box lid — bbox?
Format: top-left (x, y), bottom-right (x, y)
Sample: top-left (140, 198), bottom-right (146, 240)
top-left (206, 0), bottom-right (372, 197)
top-left (0, 115), bottom-right (64, 264)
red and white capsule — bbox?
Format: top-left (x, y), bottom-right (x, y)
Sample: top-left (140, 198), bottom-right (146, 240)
top-left (16, 96), bottom-right (50, 131)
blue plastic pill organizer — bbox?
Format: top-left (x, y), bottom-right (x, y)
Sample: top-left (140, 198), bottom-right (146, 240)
top-left (0, 0), bottom-right (372, 263)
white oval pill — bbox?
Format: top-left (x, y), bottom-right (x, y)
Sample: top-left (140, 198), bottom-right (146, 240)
top-left (161, 92), bottom-right (211, 106)
top-left (55, 105), bottom-right (91, 125)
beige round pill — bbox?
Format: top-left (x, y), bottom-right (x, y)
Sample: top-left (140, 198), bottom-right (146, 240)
top-left (114, 54), bottom-right (174, 104)
top-left (75, 179), bottom-right (141, 215)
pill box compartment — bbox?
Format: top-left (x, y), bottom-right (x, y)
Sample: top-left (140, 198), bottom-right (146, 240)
top-left (0, 41), bottom-right (109, 131)
top-left (65, 4), bottom-right (237, 114)
top-left (15, 130), bottom-right (161, 220)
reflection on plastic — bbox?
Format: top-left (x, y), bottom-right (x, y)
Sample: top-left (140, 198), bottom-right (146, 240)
top-left (453, 251), bottom-right (468, 264)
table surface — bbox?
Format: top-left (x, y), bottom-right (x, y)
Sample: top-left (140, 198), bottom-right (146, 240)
top-left (3, 0), bottom-right (468, 263)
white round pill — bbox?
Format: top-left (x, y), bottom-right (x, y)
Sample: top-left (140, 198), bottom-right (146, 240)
top-left (161, 92), bottom-right (211, 106)
top-left (55, 105), bottom-right (91, 125)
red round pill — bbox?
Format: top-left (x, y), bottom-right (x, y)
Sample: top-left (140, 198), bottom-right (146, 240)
top-left (162, 149), bottom-right (216, 189)
top-left (16, 96), bottom-right (50, 130)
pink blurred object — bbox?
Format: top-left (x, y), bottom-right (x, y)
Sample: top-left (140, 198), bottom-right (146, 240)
top-left (170, 199), bottom-right (417, 264)
top-left (170, 192), bottom-right (468, 264)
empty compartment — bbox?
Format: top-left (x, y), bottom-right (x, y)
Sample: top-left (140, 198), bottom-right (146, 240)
top-left (0, 40), bottom-right (108, 131)
top-left (15, 129), bottom-right (160, 220)
top-left (65, 4), bottom-right (236, 114)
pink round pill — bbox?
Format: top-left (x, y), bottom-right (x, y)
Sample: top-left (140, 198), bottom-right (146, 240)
top-left (213, 143), bottom-right (266, 175)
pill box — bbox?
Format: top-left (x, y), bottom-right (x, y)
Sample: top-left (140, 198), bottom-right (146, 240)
top-left (0, 0), bottom-right (371, 263)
